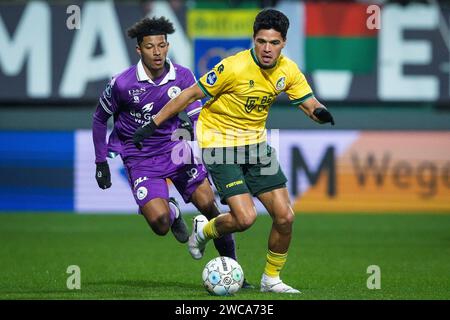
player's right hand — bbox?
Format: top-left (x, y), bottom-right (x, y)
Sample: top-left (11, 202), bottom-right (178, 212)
top-left (133, 118), bottom-right (158, 150)
top-left (95, 161), bottom-right (112, 189)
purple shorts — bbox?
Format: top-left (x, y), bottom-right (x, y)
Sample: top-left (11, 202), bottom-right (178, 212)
top-left (123, 147), bottom-right (208, 208)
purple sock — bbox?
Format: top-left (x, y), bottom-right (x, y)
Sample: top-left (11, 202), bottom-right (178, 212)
top-left (213, 233), bottom-right (237, 261)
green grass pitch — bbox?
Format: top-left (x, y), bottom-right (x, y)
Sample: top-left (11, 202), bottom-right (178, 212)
top-left (0, 213), bottom-right (449, 300)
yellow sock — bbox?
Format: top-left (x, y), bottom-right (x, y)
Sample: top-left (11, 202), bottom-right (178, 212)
top-left (264, 250), bottom-right (288, 278)
top-left (202, 217), bottom-right (220, 239)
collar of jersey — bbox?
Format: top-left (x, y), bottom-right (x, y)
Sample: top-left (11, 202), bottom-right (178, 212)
top-left (136, 58), bottom-right (176, 85)
top-left (250, 48), bottom-right (278, 70)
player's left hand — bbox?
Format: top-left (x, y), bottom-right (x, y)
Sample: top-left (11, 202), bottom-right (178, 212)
top-left (133, 118), bottom-right (158, 150)
top-left (313, 107), bottom-right (335, 125)
top-left (95, 161), bottom-right (112, 189)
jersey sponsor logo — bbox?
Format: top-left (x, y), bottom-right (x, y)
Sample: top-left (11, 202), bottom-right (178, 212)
top-left (206, 71), bottom-right (217, 85)
top-left (133, 176), bottom-right (148, 189)
top-left (128, 88), bottom-right (146, 96)
top-left (133, 96), bottom-right (140, 103)
top-left (244, 97), bottom-right (259, 113)
top-left (259, 95), bottom-right (274, 111)
top-left (142, 102), bottom-right (154, 113)
top-left (168, 86), bottom-right (181, 99)
top-left (276, 77), bottom-right (286, 91)
top-left (244, 95), bottom-right (274, 113)
top-left (136, 186), bottom-right (148, 201)
top-left (130, 102), bottom-right (154, 124)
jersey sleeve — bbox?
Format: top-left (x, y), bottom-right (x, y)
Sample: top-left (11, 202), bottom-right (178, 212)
top-left (98, 77), bottom-right (120, 115)
top-left (92, 77), bottom-right (120, 163)
top-left (197, 58), bottom-right (235, 98)
top-left (285, 63), bottom-right (314, 106)
top-left (183, 69), bottom-right (203, 122)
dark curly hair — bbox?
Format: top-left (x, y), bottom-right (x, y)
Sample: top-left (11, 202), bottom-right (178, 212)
top-left (127, 16), bottom-right (175, 44)
top-left (253, 9), bottom-right (289, 40)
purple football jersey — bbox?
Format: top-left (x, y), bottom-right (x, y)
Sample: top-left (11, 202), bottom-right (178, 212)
top-left (93, 59), bottom-right (202, 164)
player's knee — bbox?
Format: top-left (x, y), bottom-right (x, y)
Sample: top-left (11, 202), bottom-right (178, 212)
top-left (148, 213), bottom-right (171, 236)
top-left (273, 208), bottom-right (294, 231)
top-left (196, 198), bottom-right (217, 218)
top-left (234, 210), bottom-right (257, 232)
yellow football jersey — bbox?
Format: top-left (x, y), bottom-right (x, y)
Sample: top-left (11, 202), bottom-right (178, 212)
top-left (197, 48), bottom-right (313, 148)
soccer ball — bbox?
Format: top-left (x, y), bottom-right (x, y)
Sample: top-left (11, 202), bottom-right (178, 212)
top-left (202, 256), bottom-right (244, 296)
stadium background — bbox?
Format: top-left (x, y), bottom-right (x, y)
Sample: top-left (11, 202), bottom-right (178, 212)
top-left (1, 0), bottom-right (449, 300)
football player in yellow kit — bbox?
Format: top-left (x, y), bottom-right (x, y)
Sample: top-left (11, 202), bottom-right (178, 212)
top-left (133, 9), bottom-right (334, 293)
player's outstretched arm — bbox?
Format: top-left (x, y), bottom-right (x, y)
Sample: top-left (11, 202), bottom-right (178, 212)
top-left (299, 97), bottom-right (335, 125)
top-left (133, 84), bottom-right (205, 149)
top-left (92, 103), bottom-right (113, 189)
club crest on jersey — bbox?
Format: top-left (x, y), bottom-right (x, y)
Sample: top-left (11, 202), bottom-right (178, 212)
top-left (276, 77), bottom-right (286, 91)
top-left (206, 71), bottom-right (217, 86)
top-left (168, 86), bottom-right (181, 99)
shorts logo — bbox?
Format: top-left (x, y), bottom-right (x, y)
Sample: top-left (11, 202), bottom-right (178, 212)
top-left (168, 86), bottom-right (181, 99)
top-left (136, 186), bottom-right (148, 201)
top-left (186, 168), bottom-right (199, 182)
top-left (225, 180), bottom-right (244, 189)
top-left (276, 77), bottom-right (286, 90)
top-left (134, 176), bottom-right (148, 189)
top-left (206, 71), bottom-right (217, 86)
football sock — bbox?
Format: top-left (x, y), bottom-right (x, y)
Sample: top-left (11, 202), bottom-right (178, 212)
top-left (264, 249), bottom-right (288, 279)
top-left (168, 202), bottom-right (178, 226)
top-left (202, 217), bottom-right (220, 240)
top-left (213, 234), bottom-right (237, 261)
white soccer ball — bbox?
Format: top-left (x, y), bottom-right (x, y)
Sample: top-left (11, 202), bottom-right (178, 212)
top-left (202, 256), bottom-right (244, 296)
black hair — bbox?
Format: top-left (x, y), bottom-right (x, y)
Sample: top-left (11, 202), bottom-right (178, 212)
top-left (253, 9), bottom-right (289, 40)
top-left (127, 16), bottom-right (175, 45)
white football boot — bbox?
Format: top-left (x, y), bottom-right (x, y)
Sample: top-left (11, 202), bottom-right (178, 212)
top-left (260, 274), bottom-right (301, 294)
top-left (188, 215), bottom-right (209, 260)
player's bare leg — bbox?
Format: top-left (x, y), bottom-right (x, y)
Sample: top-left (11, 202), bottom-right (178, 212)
top-left (140, 197), bottom-right (189, 243)
top-left (256, 187), bottom-right (300, 293)
top-left (187, 192), bottom-right (256, 259)
top-left (189, 179), bottom-right (221, 221)
top-left (189, 179), bottom-right (255, 288)
top-left (217, 193), bottom-right (257, 234)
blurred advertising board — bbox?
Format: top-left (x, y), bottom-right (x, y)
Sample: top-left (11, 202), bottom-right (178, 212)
top-left (0, 1), bottom-right (449, 103)
top-left (278, 131), bottom-right (450, 213)
top-left (0, 130), bottom-right (448, 213)
top-left (75, 130), bottom-right (450, 214)
top-left (187, 9), bottom-right (256, 78)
